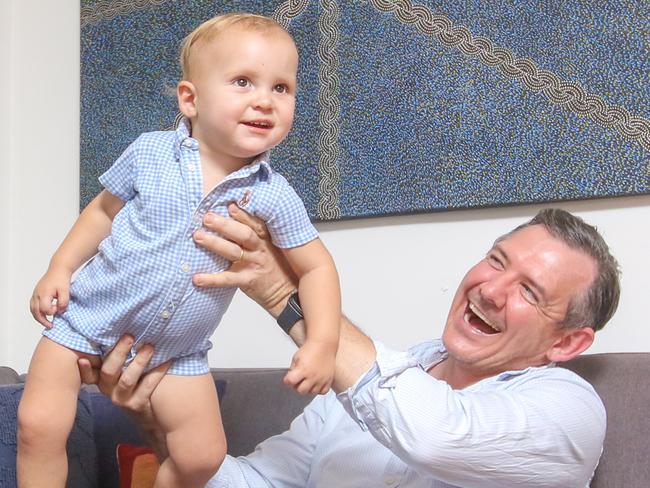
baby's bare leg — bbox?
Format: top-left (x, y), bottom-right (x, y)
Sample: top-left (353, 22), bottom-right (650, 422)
top-left (17, 337), bottom-right (88, 487)
top-left (151, 373), bottom-right (226, 488)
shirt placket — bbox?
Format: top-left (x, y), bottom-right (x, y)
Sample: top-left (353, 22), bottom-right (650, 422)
top-left (128, 135), bottom-right (204, 357)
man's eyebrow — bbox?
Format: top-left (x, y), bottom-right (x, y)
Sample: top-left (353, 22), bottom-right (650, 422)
top-left (493, 243), bottom-right (548, 299)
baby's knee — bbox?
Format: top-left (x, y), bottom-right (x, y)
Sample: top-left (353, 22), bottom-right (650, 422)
top-left (17, 400), bottom-right (65, 448)
top-left (174, 442), bottom-right (227, 482)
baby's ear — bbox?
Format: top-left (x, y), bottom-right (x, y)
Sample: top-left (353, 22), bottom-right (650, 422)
top-left (177, 81), bottom-right (198, 118)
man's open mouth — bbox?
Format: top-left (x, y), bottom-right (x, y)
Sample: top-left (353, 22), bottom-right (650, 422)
top-left (464, 302), bottom-right (501, 335)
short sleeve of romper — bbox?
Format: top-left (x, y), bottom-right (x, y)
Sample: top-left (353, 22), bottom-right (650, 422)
top-left (263, 173), bottom-right (318, 249)
top-left (98, 135), bottom-right (142, 202)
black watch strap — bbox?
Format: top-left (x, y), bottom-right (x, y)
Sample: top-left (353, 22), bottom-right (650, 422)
top-left (276, 292), bottom-right (303, 334)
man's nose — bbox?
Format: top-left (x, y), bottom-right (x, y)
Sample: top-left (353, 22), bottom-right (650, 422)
top-left (479, 274), bottom-right (509, 309)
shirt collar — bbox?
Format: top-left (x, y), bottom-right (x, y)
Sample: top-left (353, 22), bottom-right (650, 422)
top-left (174, 116), bottom-right (272, 177)
top-left (410, 339), bottom-right (553, 383)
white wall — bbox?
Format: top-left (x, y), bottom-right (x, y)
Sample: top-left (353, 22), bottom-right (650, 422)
top-left (2, 1), bottom-right (649, 373)
top-left (4, 0), bottom-right (81, 373)
top-left (1, 0), bottom-right (13, 365)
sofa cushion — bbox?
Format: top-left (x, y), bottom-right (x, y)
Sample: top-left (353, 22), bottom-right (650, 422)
top-left (0, 384), bottom-right (99, 488)
top-left (212, 368), bottom-right (313, 456)
top-left (116, 444), bottom-right (158, 488)
top-left (562, 352), bottom-right (650, 488)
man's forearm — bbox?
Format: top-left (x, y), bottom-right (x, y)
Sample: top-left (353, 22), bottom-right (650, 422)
top-left (286, 315), bottom-right (376, 393)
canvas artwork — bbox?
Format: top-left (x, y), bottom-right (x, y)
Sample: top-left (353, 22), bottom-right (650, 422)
top-left (80, 0), bottom-right (650, 220)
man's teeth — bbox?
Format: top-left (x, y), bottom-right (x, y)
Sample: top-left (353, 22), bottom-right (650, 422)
top-left (466, 303), bottom-right (501, 333)
top-left (248, 121), bottom-right (270, 127)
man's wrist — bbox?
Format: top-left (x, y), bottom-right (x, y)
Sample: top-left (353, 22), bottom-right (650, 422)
top-left (265, 284), bottom-right (299, 318)
top-left (276, 291), bottom-right (303, 334)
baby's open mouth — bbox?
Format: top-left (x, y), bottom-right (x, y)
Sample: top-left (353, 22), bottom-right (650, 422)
top-left (243, 120), bottom-right (272, 129)
top-left (464, 302), bottom-right (501, 335)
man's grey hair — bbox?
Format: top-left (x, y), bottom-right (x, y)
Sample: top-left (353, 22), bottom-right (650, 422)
top-left (496, 208), bottom-right (620, 332)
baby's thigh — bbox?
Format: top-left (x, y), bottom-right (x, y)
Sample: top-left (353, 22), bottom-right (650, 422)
top-left (150, 373), bottom-right (225, 456)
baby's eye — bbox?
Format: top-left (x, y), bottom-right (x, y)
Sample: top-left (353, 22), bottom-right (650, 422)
top-left (274, 84), bottom-right (288, 93)
top-left (234, 78), bottom-right (250, 87)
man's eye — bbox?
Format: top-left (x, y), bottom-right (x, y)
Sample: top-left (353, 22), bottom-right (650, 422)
top-left (234, 78), bottom-right (249, 87)
top-left (522, 284), bottom-right (537, 303)
top-left (274, 84), bottom-right (288, 93)
top-left (486, 254), bottom-right (502, 269)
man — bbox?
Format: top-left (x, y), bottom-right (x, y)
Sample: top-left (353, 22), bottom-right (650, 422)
top-left (80, 206), bottom-right (620, 487)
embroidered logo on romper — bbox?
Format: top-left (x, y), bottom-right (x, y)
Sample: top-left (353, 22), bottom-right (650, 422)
top-left (238, 190), bottom-right (252, 207)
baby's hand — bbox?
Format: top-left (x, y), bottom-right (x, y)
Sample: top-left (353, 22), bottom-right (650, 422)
top-left (283, 341), bottom-right (336, 395)
top-left (30, 267), bottom-right (72, 328)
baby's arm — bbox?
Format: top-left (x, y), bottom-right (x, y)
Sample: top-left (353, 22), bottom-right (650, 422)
top-left (281, 238), bottom-right (341, 395)
top-left (30, 190), bottom-right (124, 327)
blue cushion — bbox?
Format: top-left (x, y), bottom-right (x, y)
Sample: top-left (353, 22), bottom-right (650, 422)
top-left (0, 379), bottom-right (226, 488)
top-left (0, 384), bottom-right (98, 488)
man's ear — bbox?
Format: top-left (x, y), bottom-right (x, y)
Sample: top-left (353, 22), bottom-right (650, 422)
top-left (177, 81), bottom-right (198, 118)
top-left (547, 326), bottom-right (595, 363)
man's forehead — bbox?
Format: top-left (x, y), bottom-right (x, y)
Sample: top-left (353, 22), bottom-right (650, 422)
top-left (493, 225), bottom-right (596, 292)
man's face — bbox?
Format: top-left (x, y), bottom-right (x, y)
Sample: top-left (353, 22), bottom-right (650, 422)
top-left (442, 224), bottom-right (597, 378)
top-left (181, 26), bottom-right (298, 165)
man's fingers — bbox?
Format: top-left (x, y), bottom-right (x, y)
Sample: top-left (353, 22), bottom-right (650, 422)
top-left (114, 344), bottom-right (154, 396)
top-left (228, 203), bottom-right (270, 240)
top-left (78, 357), bottom-right (100, 385)
top-left (138, 362), bottom-right (170, 396)
top-left (193, 270), bottom-right (247, 289)
top-left (193, 229), bottom-right (244, 263)
top-left (101, 335), bottom-right (135, 381)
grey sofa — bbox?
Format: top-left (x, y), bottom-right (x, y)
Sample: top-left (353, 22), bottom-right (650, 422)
top-left (1, 353), bottom-right (648, 487)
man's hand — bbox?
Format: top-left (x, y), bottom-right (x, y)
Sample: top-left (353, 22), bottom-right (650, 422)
top-left (192, 203), bottom-right (298, 318)
top-left (192, 203), bottom-right (377, 394)
top-left (78, 335), bottom-right (169, 415)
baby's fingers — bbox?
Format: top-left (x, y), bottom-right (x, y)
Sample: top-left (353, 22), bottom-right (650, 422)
top-left (56, 286), bottom-right (70, 312)
top-left (283, 368), bottom-right (302, 389)
top-left (30, 295), bottom-right (54, 328)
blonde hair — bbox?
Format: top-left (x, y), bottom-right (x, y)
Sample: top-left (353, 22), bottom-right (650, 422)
top-left (180, 13), bottom-right (290, 80)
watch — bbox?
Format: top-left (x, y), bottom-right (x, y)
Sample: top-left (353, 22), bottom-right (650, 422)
top-left (276, 291), bottom-right (303, 334)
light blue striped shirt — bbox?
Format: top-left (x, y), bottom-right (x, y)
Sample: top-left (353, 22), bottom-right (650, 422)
top-left (210, 339), bottom-right (605, 487)
top-left (44, 119), bottom-right (317, 375)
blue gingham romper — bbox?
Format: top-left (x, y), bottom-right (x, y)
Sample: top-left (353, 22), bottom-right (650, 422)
top-left (43, 119), bottom-right (318, 375)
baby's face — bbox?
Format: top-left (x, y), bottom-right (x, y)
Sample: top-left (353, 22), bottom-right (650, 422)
top-left (185, 26), bottom-right (298, 162)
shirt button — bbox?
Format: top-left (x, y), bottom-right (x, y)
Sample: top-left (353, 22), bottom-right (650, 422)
top-left (160, 310), bottom-right (170, 319)
top-left (181, 263), bottom-right (191, 273)
top-left (182, 139), bottom-right (193, 147)
top-left (187, 163), bottom-right (195, 172)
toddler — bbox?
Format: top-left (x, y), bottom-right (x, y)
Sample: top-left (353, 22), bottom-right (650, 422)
top-left (17, 13), bottom-right (340, 488)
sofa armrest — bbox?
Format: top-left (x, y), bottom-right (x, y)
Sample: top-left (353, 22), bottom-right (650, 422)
top-left (0, 367), bottom-right (20, 385)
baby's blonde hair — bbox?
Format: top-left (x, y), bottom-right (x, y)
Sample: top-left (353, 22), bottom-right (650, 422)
top-left (180, 13), bottom-right (290, 80)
